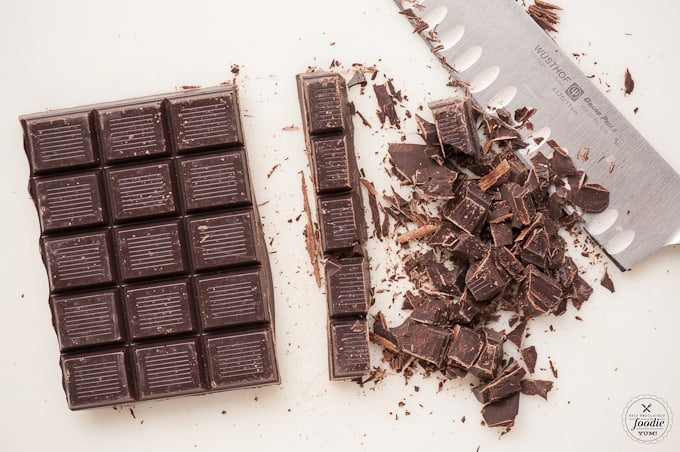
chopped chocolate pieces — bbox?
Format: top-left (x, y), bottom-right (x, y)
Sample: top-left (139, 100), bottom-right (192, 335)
top-left (446, 325), bottom-right (484, 370)
top-left (506, 321), bottom-right (528, 349)
top-left (465, 252), bottom-right (510, 302)
top-left (347, 70), bottom-right (367, 89)
top-left (481, 392), bottom-right (520, 430)
top-left (624, 68), bottom-right (635, 96)
top-left (520, 379), bottom-right (553, 400)
top-left (444, 185), bottom-right (491, 235)
top-left (600, 268), bottom-right (615, 293)
top-left (521, 346), bottom-right (538, 374)
top-left (430, 97), bottom-right (481, 157)
top-left (469, 329), bottom-right (504, 380)
top-left (574, 183), bottom-right (610, 213)
top-left (548, 140), bottom-right (577, 177)
top-left (390, 318), bottom-right (451, 367)
top-left (522, 266), bottom-right (562, 316)
top-left (472, 361), bottom-right (526, 404)
top-left (479, 159), bottom-right (510, 191)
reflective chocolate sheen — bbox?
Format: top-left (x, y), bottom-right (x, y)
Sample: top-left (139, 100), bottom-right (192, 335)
top-left (21, 86), bottom-right (279, 409)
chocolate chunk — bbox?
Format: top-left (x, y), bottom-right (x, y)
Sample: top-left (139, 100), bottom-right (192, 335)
top-left (178, 150), bottom-right (252, 211)
top-left (571, 274), bottom-right (594, 309)
top-left (481, 392), bottom-right (520, 430)
top-left (132, 338), bottom-right (205, 400)
top-left (490, 222), bottom-right (513, 247)
top-left (500, 182), bottom-right (536, 226)
top-left (23, 110), bottom-right (97, 174)
top-left (506, 320), bottom-right (527, 349)
top-left (186, 210), bottom-right (263, 271)
top-left (123, 279), bottom-right (195, 340)
top-left (106, 162), bottom-right (178, 222)
top-left (520, 379), bottom-right (553, 400)
top-left (445, 325), bottom-right (483, 370)
top-left (329, 318), bottom-right (371, 379)
top-left (520, 227), bottom-right (550, 268)
top-left (318, 193), bottom-right (363, 253)
top-left (430, 97), bottom-right (480, 157)
top-left (548, 140), bottom-right (577, 177)
top-left (347, 69), bottom-right (367, 88)
top-left (390, 318), bottom-right (451, 367)
top-left (465, 252), bottom-right (510, 302)
top-left (447, 232), bottom-right (488, 261)
top-left (167, 89), bottom-right (243, 152)
top-left (522, 265), bottom-right (562, 316)
top-left (196, 267), bottom-right (273, 330)
top-left (61, 348), bottom-right (134, 409)
top-left (33, 173), bottom-right (105, 233)
top-left (573, 183), bottom-right (610, 213)
top-left (413, 165), bottom-right (459, 199)
top-left (370, 311), bottom-right (399, 352)
top-left (415, 114), bottom-right (439, 146)
top-left (114, 220), bottom-right (187, 281)
top-left (479, 159), bottom-right (510, 191)
top-left (444, 185), bottom-right (492, 235)
top-left (410, 296), bottom-right (454, 326)
top-left (310, 135), bottom-right (354, 194)
top-left (388, 143), bottom-right (438, 183)
top-left (297, 73), bottom-right (348, 135)
top-left (600, 268), bottom-right (615, 293)
top-left (203, 327), bottom-right (279, 389)
top-left (96, 100), bottom-right (168, 162)
top-left (42, 231), bottom-right (114, 291)
top-left (23, 85), bottom-right (278, 409)
top-left (325, 257), bottom-right (370, 317)
top-left (472, 360), bottom-right (526, 404)
top-left (469, 329), bottom-right (504, 380)
top-left (521, 345), bottom-right (538, 374)
top-left (51, 290), bottom-right (123, 351)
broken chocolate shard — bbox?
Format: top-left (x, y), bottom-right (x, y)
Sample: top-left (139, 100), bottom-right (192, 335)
top-left (490, 222), bottom-right (513, 247)
top-left (347, 69), bottom-right (367, 89)
top-left (548, 140), bottom-right (577, 177)
top-left (430, 97), bottom-right (480, 157)
top-left (506, 321), bottom-right (528, 349)
top-left (600, 268), bottom-right (615, 293)
top-left (445, 325), bottom-right (483, 370)
top-left (390, 318), bottom-right (451, 367)
top-left (373, 82), bottom-right (400, 129)
top-left (521, 345), bottom-right (538, 374)
top-left (415, 114), bottom-right (439, 146)
top-left (443, 185), bottom-right (492, 235)
top-left (520, 227), bottom-right (550, 268)
top-left (469, 330), bottom-right (504, 380)
top-left (571, 274), bottom-right (594, 309)
top-left (472, 360), bottom-right (526, 404)
top-left (370, 311), bottom-right (398, 352)
top-left (481, 392), bottom-right (520, 430)
top-left (520, 379), bottom-right (553, 400)
top-left (479, 159), bottom-right (510, 192)
top-left (410, 296), bottom-right (454, 327)
top-left (413, 165), bottom-right (459, 199)
top-left (465, 252), bottom-right (510, 302)
top-left (522, 265), bottom-right (562, 316)
top-left (388, 143), bottom-right (438, 183)
top-left (573, 183), bottom-right (609, 213)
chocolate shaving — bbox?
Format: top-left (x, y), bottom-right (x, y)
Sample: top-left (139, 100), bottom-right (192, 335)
top-left (373, 82), bottom-right (401, 129)
top-left (527, 1), bottom-right (562, 33)
top-left (360, 178), bottom-right (383, 239)
top-left (520, 379), bottom-right (553, 400)
top-left (300, 172), bottom-right (321, 287)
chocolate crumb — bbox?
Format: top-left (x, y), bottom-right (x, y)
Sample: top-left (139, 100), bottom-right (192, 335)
top-left (624, 68), bottom-right (635, 95)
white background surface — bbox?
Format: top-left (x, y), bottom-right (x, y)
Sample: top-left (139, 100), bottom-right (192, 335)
top-left (0, 1), bottom-right (679, 451)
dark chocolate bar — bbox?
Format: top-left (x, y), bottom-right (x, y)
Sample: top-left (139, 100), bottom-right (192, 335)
top-left (21, 85), bottom-right (279, 409)
top-left (297, 72), bottom-right (371, 380)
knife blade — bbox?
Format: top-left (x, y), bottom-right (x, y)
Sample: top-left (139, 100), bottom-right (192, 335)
top-left (394, 0), bottom-right (680, 270)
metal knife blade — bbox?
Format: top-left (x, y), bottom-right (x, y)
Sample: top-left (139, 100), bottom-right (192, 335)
top-left (395, 0), bottom-right (680, 270)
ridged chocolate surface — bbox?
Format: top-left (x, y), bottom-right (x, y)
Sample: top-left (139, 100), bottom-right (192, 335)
top-left (22, 86), bottom-right (279, 409)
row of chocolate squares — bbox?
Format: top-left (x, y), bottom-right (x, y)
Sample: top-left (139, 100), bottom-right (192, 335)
top-left (42, 209), bottom-right (266, 292)
top-left (33, 148), bottom-right (252, 234)
top-left (23, 87), bottom-right (244, 175)
top-left (61, 325), bottom-right (278, 410)
top-left (52, 265), bottom-right (273, 352)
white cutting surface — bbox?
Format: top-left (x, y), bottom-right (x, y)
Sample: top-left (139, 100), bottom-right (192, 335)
top-left (0, 1), bottom-right (678, 451)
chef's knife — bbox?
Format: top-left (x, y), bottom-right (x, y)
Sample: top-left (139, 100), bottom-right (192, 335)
top-left (394, 0), bottom-right (680, 271)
